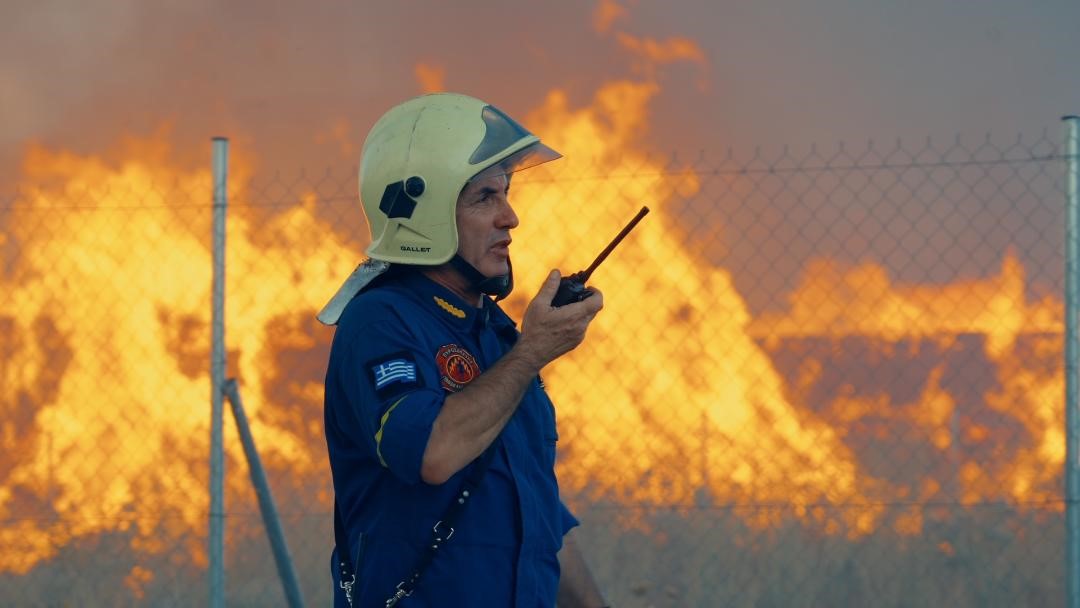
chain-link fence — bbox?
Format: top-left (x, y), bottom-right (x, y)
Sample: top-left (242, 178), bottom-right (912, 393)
top-left (0, 128), bottom-right (1071, 607)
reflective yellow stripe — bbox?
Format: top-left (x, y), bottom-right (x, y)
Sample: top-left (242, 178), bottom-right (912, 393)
top-left (374, 396), bottom-right (409, 468)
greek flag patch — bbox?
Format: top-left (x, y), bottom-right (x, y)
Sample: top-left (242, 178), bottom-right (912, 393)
top-left (367, 352), bottom-right (421, 400)
top-left (373, 359), bottom-right (416, 388)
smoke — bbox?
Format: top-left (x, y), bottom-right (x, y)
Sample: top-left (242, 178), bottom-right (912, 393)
top-left (0, 2), bottom-right (625, 183)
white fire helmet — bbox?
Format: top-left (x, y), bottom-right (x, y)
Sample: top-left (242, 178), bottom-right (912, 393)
top-left (317, 93), bottom-right (561, 325)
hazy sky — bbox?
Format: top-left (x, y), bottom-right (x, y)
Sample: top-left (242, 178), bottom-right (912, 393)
top-left (2, 0), bottom-right (1078, 176)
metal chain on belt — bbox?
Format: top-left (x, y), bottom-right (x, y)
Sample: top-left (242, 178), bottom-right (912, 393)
top-left (334, 501), bottom-right (357, 608)
top-left (384, 443), bottom-right (497, 606)
top-left (339, 572), bottom-right (356, 607)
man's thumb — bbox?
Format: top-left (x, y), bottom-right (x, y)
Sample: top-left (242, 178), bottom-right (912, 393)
top-left (537, 269), bottom-right (561, 296)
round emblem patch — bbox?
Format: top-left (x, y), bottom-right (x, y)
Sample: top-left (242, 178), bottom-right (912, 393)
top-left (436, 344), bottom-right (480, 392)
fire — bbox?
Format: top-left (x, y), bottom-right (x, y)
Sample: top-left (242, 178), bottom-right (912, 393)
top-left (593, 0), bottom-right (627, 33)
top-left (495, 56), bottom-right (1062, 537)
top-left (414, 63), bottom-right (447, 94)
top-left (0, 139), bottom-right (352, 574)
top-left (0, 8), bottom-right (1065, 589)
top-left (593, 0), bottom-right (709, 87)
top-left (502, 81), bottom-right (868, 533)
top-left (750, 250), bottom-right (1064, 511)
top-left (748, 249), bottom-right (1060, 357)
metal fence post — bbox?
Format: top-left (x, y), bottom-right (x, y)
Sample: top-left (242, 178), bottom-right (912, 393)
top-left (1065, 115), bottom-right (1080, 608)
top-left (210, 136), bottom-right (229, 608)
top-left (223, 379), bottom-right (306, 608)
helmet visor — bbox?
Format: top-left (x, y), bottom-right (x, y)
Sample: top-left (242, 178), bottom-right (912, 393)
top-left (467, 141), bottom-right (562, 184)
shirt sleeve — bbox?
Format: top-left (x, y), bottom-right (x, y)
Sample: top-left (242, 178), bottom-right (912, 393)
top-left (341, 317), bottom-right (445, 485)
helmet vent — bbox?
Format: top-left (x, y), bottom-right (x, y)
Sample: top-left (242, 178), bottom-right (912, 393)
top-left (404, 175), bottom-right (425, 197)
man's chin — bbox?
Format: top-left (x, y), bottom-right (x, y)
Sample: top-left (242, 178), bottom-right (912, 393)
top-left (485, 265), bottom-right (510, 278)
top-left (479, 259), bottom-right (510, 278)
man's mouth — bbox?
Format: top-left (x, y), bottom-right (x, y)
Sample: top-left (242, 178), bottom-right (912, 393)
top-left (491, 238), bottom-right (512, 254)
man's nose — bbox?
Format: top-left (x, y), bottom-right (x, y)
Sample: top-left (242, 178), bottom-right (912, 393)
top-left (497, 198), bottom-right (519, 229)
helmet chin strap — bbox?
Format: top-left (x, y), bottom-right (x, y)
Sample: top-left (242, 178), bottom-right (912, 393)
top-left (449, 255), bottom-right (514, 301)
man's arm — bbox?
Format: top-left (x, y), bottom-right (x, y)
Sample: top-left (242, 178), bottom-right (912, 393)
top-left (420, 270), bottom-right (604, 484)
top-left (557, 529), bottom-right (608, 608)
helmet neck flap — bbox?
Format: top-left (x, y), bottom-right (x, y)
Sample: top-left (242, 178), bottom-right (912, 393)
top-left (449, 254), bottom-right (513, 301)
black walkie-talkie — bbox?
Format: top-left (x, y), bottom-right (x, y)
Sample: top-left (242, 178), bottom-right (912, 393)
top-left (551, 206), bottom-right (650, 307)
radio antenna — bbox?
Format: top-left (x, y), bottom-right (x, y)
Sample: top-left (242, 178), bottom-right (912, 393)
top-left (580, 206), bottom-right (650, 281)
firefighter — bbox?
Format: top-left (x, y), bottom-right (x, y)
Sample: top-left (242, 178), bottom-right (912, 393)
top-left (321, 92), bottom-right (608, 607)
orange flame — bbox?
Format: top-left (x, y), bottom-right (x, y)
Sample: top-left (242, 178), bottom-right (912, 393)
top-left (0, 139), bottom-right (352, 574)
top-left (592, 0), bottom-right (628, 34)
top-left (414, 63), bottom-right (447, 94)
top-left (502, 81), bottom-right (870, 534)
top-left (0, 17), bottom-right (1065, 585)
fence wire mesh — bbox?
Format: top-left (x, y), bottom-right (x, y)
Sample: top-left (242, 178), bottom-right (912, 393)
top-left (0, 130), bottom-right (1069, 607)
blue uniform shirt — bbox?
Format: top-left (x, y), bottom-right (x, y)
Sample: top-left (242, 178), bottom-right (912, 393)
top-left (325, 270), bottom-right (578, 607)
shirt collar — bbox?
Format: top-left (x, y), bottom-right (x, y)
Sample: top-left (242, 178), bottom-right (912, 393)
top-left (395, 271), bottom-right (516, 333)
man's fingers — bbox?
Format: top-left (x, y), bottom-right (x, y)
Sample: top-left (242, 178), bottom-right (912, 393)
top-left (563, 288), bottom-right (603, 316)
top-left (584, 288), bottom-right (604, 312)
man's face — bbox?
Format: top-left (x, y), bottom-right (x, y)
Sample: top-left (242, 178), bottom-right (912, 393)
top-left (455, 173), bottom-right (518, 278)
